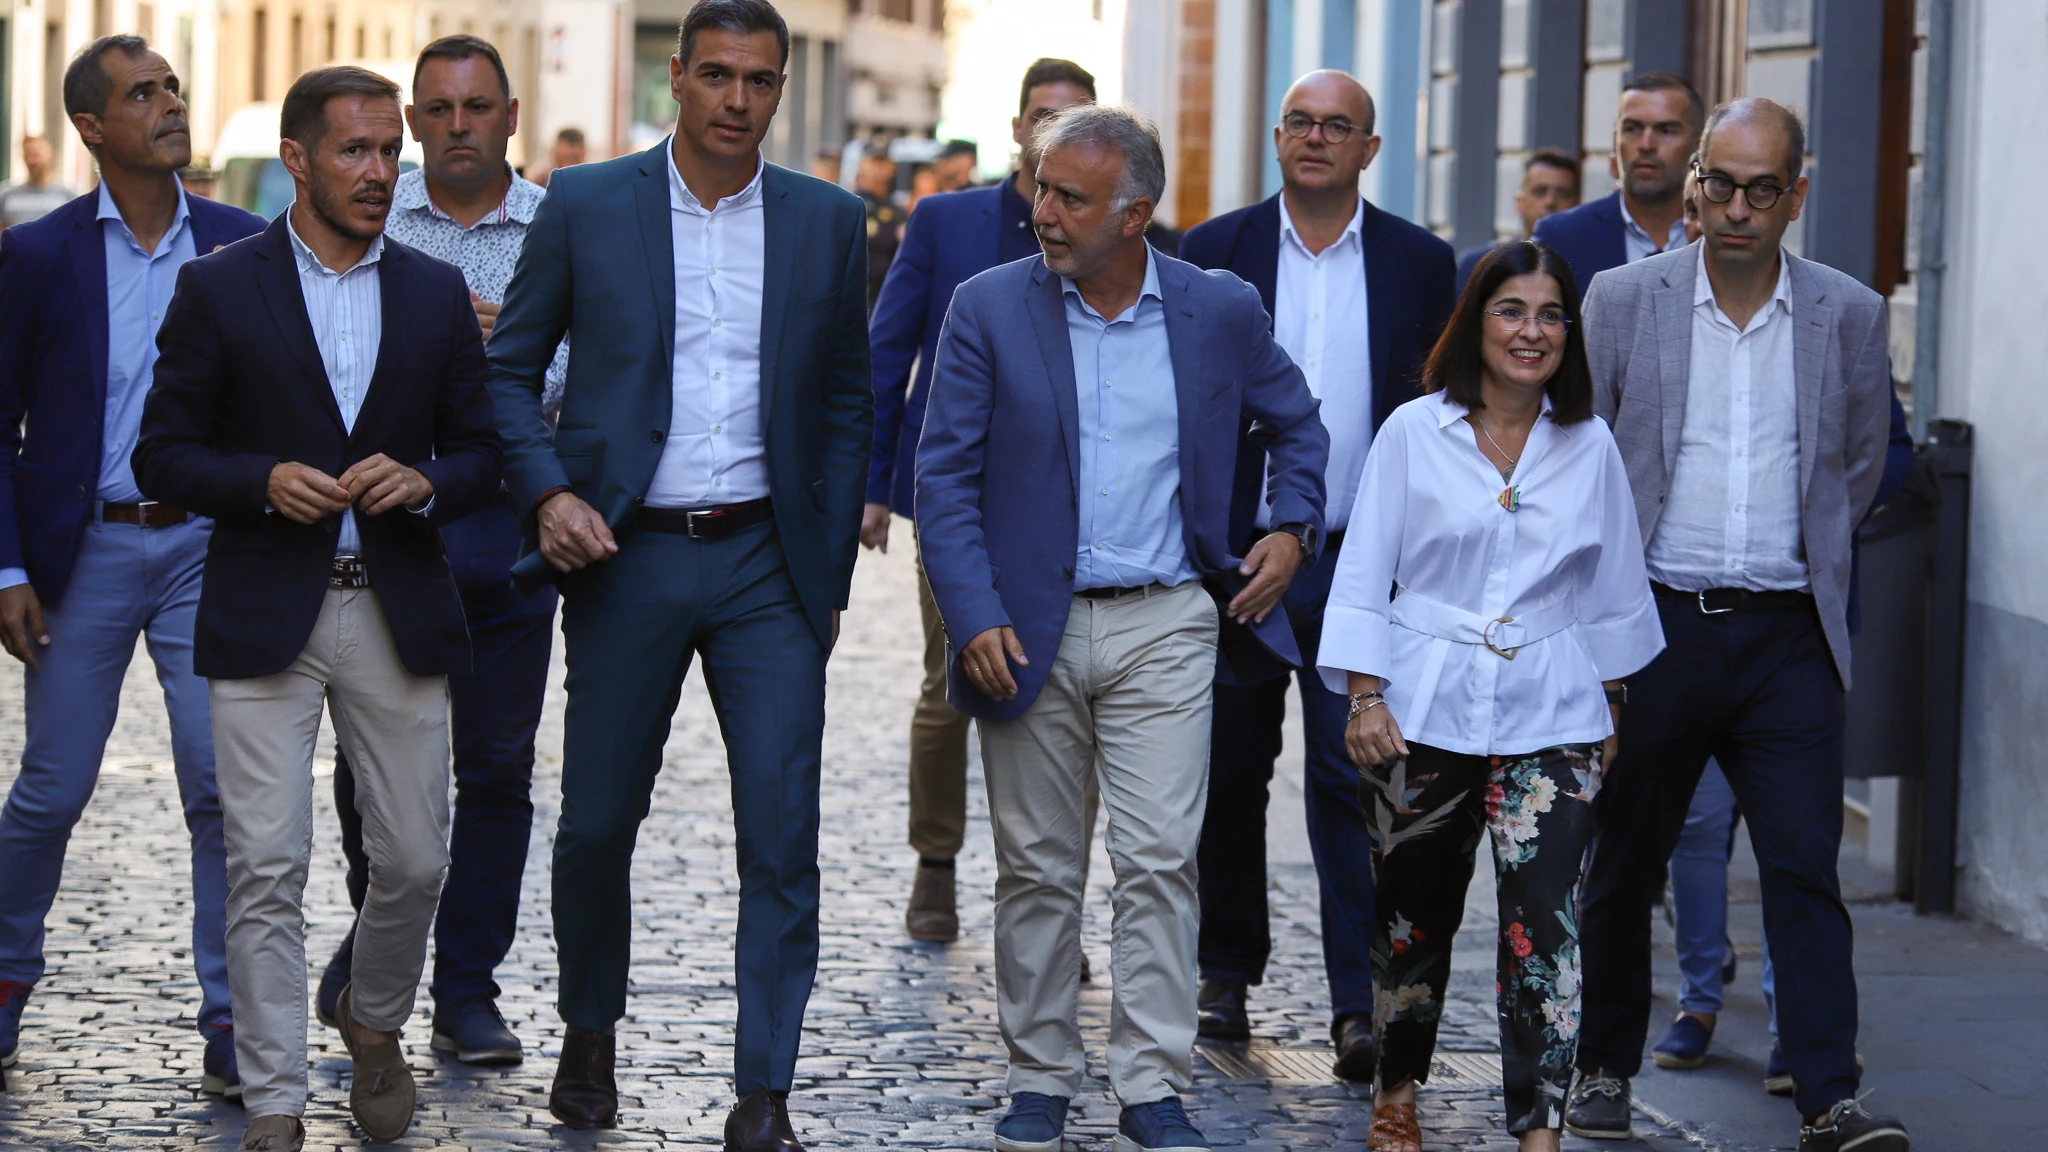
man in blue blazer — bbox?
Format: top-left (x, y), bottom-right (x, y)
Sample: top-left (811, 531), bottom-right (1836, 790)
top-left (0, 34), bottom-right (262, 1097)
top-left (1177, 69), bottom-right (1454, 1077)
top-left (917, 105), bottom-right (1327, 1152)
top-left (485, 3), bottom-right (871, 1146)
top-left (861, 57), bottom-right (1096, 945)
top-left (1531, 71), bottom-right (1701, 295)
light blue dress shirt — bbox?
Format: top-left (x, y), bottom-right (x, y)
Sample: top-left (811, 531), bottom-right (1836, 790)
top-left (1621, 202), bottom-right (1688, 264)
top-left (285, 214), bottom-right (385, 554)
top-left (1064, 247), bottom-right (1197, 591)
top-left (99, 180), bottom-right (196, 503)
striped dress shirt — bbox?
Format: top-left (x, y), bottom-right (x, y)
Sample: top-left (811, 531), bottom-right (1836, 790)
top-left (285, 214), bottom-right (384, 554)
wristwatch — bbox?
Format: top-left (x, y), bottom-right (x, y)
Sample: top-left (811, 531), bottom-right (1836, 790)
top-left (1273, 521), bottom-right (1320, 559)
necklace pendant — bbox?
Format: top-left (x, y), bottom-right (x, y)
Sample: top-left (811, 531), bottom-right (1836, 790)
top-left (1499, 485), bottom-right (1521, 513)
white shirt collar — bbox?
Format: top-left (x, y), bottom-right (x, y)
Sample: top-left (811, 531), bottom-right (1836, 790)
top-left (1279, 193), bottom-right (1365, 256)
top-left (1692, 241), bottom-right (1793, 321)
top-left (1432, 386), bottom-right (1556, 429)
top-left (392, 165), bottom-right (545, 227)
top-left (665, 135), bottom-right (766, 215)
top-left (285, 209), bottom-right (385, 277)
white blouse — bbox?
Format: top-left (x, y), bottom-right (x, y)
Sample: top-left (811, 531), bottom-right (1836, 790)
top-left (1317, 392), bottom-right (1665, 756)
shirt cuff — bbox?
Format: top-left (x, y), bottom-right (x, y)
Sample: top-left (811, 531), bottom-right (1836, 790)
top-left (0, 568), bottom-right (28, 592)
top-left (1315, 604), bottom-right (1394, 695)
top-left (409, 495), bottom-right (436, 516)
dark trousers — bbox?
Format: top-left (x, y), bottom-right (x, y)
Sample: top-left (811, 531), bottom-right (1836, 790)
top-left (553, 521), bottom-right (824, 1093)
top-left (334, 499), bottom-right (557, 1006)
top-left (1197, 536), bottom-right (1377, 1020)
top-left (1577, 590), bottom-right (1858, 1120)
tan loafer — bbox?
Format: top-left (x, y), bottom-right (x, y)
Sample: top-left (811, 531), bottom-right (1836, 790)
top-left (905, 861), bottom-right (959, 942)
top-left (238, 1114), bottom-right (305, 1152)
top-left (336, 983), bottom-right (416, 1142)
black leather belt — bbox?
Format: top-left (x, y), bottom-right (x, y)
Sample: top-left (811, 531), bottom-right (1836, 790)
top-left (1653, 582), bottom-right (1812, 615)
top-left (330, 554), bottom-right (371, 588)
top-left (1077, 584), bottom-right (1156, 601)
top-left (102, 501), bottom-right (190, 528)
top-left (636, 497), bottom-right (773, 540)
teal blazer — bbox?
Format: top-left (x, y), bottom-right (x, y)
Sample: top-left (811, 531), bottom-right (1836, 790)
top-left (487, 145), bottom-right (873, 646)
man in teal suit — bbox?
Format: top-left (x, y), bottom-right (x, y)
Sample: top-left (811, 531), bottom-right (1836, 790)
top-left (485, 2), bottom-right (871, 1146)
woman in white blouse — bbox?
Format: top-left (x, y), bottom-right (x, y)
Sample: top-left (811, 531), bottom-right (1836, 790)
top-left (1318, 241), bottom-right (1664, 1152)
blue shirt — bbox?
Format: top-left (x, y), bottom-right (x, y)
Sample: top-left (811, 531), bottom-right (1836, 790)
top-left (284, 213), bottom-right (386, 554)
top-left (1065, 246), bottom-right (1196, 591)
top-left (1621, 201), bottom-right (1688, 265)
top-left (98, 180), bottom-right (196, 502)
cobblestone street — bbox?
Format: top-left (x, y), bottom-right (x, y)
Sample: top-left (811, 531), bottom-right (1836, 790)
top-left (0, 542), bottom-right (1721, 1150)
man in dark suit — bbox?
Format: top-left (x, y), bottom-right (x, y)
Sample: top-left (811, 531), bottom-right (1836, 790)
top-left (133, 66), bottom-right (502, 1151)
top-left (917, 104), bottom-right (1327, 1152)
top-left (1532, 71), bottom-right (1702, 294)
top-left (484, 2), bottom-right (872, 1145)
top-left (0, 34), bottom-right (262, 1099)
top-left (1454, 147), bottom-right (1579, 292)
top-left (861, 55), bottom-right (1095, 944)
top-left (1178, 68), bottom-right (1454, 1079)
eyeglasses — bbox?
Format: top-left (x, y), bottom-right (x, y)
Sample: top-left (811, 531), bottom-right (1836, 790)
top-left (1485, 306), bottom-right (1571, 332)
top-left (1280, 113), bottom-right (1358, 143)
top-left (1692, 165), bottom-right (1788, 210)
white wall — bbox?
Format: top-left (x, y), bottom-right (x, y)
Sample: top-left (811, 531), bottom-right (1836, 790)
top-left (1934, 0), bottom-right (2048, 944)
top-left (538, 0), bottom-right (629, 159)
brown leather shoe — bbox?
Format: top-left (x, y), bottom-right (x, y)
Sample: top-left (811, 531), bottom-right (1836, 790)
top-left (724, 1089), bottom-right (805, 1151)
top-left (905, 861), bottom-right (959, 942)
top-left (549, 1027), bottom-right (619, 1129)
top-left (336, 984), bottom-right (415, 1142)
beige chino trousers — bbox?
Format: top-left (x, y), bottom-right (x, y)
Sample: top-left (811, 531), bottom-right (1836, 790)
top-left (979, 581), bottom-right (1218, 1105)
top-left (210, 588), bottom-right (451, 1118)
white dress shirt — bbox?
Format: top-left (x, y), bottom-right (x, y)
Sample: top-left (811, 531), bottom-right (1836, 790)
top-left (286, 213), bottom-right (384, 554)
top-left (1318, 393), bottom-right (1665, 756)
top-left (1644, 245), bottom-right (1806, 592)
top-left (1267, 195), bottom-right (1372, 532)
top-left (645, 139), bottom-right (770, 508)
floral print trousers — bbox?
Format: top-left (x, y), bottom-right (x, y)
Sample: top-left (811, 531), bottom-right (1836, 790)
top-left (1362, 742), bottom-right (1601, 1133)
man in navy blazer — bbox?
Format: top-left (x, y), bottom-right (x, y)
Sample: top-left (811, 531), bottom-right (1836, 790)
top-left (860, 57), bottom-right (1096, 945)
top-left (484, 3), bottom-right (871, 1145)
top-left (1177, 69), bottom-right (1454, 1077)
top-left (0, 34), bottom-right (262, 1097)
top-left (1531, 72), bottom-right (1701, 295)
top-left (916, 105), bottom-right (1326, 1152)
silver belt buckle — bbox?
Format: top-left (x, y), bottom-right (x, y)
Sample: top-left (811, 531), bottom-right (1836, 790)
top-left (685, 509), bottom-right (721, 539)
top-left (1697, 589), bottom-right (1735, 615)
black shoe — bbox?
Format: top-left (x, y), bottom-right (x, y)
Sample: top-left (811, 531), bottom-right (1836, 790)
top-left (725, 1089), bottom-right (805, 1151)
top-left (1330, 1013), bottom-right (1375, 1083)
top-left (1798, 1097), bottom-right (1910, 1152)
top-left (549, 1027), bottom-right (618, 1130)
top-left (314, 925), bottom-right (355, 1031)
top-left (431, 999), bottom-right (523, 1066)
top-left (1195, 980), bottom-right (1249, 1042)
top-left (1564, 1069), bottom-right (1633, 1140)
top-left (1721, 937), bottom-right (1739, 986)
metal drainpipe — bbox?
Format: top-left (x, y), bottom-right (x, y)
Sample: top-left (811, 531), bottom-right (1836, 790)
top-left (1909, 0), bottom-right (1953, 440)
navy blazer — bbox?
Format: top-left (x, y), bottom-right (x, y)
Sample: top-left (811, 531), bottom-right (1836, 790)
top-left (914, 253), bottom-right (1330, 722)
top-left (133, 216), bottom-right (503, 679)
top-left (1179, 193), bottom-right (1456, 555)
top-left (867, 183), bottom-right (1017, 513)
top-left (486, 147), bottom-right (873, 647)
top-left (1455, 240), bottom-right (1508, 294)
top-left (0, 190), bottom-right (263, 604)
top-left (1530, 190), bottom-right (1630, 297)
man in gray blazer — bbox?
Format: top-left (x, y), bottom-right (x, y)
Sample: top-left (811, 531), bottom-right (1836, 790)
top-left (1564, 99), bottom-right (1910, 1152)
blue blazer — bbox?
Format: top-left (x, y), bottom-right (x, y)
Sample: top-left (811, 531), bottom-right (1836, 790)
top-left (1178, 194), bottom-right (1456, 556)
top-left (486, 146), bottom-right (873, 647)
top-left (0, 190), bottom-right (263, 604)
top-left (1531, 190), bottom-right (1629, 296)
top-left (867, 183), bottom-right (1013, 513)
top-left (914, 253), bottom-right (1331, 722)
top-left (1456, 240), bottom-right (1508, 294)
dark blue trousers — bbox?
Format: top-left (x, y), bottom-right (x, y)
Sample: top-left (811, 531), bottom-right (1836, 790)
top-left (552, 521), bottom-right (824, 1093)
top-left (334, 499), bottom-right (557, 1005)
top-left (1197, 536), bottom-right (1377, 1021)
top-left (1577, 590), bottom-right (1859, 1121)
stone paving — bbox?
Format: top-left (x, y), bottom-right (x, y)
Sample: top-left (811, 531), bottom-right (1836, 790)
top-left (0, 541), bottom-right (1692, 1151)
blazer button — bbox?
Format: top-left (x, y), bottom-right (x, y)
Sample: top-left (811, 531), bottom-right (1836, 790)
top-left (1063, 567), bottom-right (1074, 580)
top-left (650, 429), bottom-right (666, 443)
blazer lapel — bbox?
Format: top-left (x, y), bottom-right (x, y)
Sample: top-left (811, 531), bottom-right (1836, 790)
top-left (351, 243), bottom-right (406, 442)
top-left (634, 146), bottom-right (678, 370)
top-left (1361, 201), bottom-right (1396, 420)
top-left (65, 211), bottom-right (112, 416)
top-left (758, 166), bottom-right (794, 429)
top-left (1159, 261), bottom-right (1206, 494)
top-left (1652, 257), bottom-right (1695, 483)
top-left (1789, 257), bottom-right (1832, 501)
top-left (1241, 197), bottom-right (1281, 317)
top-left (1596, 191), bottom-right (1629, 273)
top-left (253, 220), bottom-right (346, 435)
top-left (1025, 261), bottom-right (1081, 493)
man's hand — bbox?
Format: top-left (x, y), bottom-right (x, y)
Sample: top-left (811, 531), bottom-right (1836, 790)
top-left (471, 292), bottom-right (500, 342)
top-left (267, 462), bottom-right (353, 524)
top-left (0, 584), bottom-right (49, 669)
top-left (860, 502), bottom-right (892, 552)
top-left (960, 626), bottom-right (1027, 701)
top-left (339, 454), bottom-right (435, 515)
top-left (1227, 531), bottom-right (1306, 624)
top-left (537, 491), bottom-right (618, 572)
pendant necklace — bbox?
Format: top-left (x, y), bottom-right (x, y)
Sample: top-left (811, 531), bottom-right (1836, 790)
top-left (1477, 418), bottom-right (1523, 512)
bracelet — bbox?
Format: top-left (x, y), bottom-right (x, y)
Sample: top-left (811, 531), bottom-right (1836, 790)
top-left (1347, 692), bottom-right (1385, 719)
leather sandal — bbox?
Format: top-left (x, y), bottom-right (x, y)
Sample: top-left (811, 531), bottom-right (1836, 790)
top-left (1368, 1101), bottom-right (1421, 1152)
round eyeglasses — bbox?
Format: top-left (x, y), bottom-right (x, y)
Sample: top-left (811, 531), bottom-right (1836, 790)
top-left (1485, 307), bottom-right (1571, 333)
top-left (1280, 114), bottom-right (1358, 144)
top-left (1692, 165), bottom-right (1788, 210)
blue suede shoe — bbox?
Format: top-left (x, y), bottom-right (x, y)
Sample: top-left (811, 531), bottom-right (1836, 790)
top-left (994, 1092), bottom-right (1069, 1152)
top-left (1115, 1096), bottom-right (1210, 1152)
top-left (1, 979), bottom-right (28, 1074)
top-left (1652, 1013), bottom-right (1714, 1069)
top-left (431, 999), bottom-right (524, 1066)
top-left (200, 1026), bottom-right (242, 1101)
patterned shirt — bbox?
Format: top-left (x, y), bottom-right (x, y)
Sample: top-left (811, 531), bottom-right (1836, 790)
top-left (385, 167), bottom-right (568, 418)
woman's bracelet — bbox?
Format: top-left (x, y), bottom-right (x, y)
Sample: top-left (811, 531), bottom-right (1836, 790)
top-left (1348, 691), bottom-right (1385, 719)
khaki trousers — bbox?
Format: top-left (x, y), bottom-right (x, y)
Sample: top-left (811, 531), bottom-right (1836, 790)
top-left (979, 581), bottom-right (1217, 1105)
top-left (210, 589), bottom-right (451, 1118)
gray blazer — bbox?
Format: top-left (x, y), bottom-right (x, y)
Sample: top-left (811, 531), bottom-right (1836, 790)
top-left (1582, 243), bottom-right (1891, 688)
